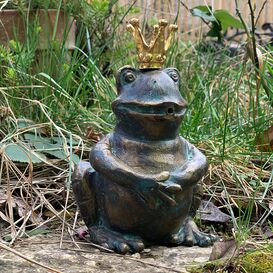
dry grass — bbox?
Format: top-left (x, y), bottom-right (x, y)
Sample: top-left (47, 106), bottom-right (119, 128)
top-left (0, 99), bottom-right (88, 246)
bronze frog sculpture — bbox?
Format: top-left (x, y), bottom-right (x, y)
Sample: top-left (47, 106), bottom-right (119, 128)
top-left (72, 19), bottom-right (216, 254)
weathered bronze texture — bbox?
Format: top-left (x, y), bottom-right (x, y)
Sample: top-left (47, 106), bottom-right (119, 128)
top-left (126, 18), bottom-right (178, 69)
top-left (72, 65), bottom-right (216, 254)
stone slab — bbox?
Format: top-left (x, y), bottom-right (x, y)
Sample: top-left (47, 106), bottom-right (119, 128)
top-left (0, 237), bottom-right (212, 273)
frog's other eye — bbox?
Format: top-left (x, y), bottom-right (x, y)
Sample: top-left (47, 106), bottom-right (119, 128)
top-left (124, 71), bottom-right (136, 83)
top-left (165, 68), bottom-right (180, 83)
top-left (168, 71), bottom-right (179, 82)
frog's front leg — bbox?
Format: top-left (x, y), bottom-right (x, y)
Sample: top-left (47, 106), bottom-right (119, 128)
top-left (162, 180), bottom-right (216, 247)
top-left (157, 139), bottom-right (208, 196)
top-left (169, 182), bottom-right (216, 247)
top-left (164, 140), bottom-right (216, 246)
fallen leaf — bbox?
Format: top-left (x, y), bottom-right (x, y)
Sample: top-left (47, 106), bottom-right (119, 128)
top-left (86, 127), bottom-right (103, 142)
top-left (0, 106), bottom-right (10, 122)
top-left (43, 209), bottom-right (74, 219)
top-left (262, 225), bottom-right (273, 239)
top-left (209, 239), bottom-right (238, 261)
top-left (2, 143), bottom-right (47, 163)
top-left (23, 133), bottom-right (80, 164)
top-left (198, 201), bottom-right (230, 223)
top-left (0, 192), bottom-right (43, 225)
top-left (25, 228), bottom-right (51, 237)
top-left (256, 124), bottom-right (273, 152)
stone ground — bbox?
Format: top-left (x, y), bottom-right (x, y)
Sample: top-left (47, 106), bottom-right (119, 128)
top-left (0, 236), bottom-right (212, 273)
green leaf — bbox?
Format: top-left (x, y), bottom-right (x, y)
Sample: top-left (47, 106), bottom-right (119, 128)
top-left (191, 5), bottom-right (215, 22)
top-left (17, 118), bottom-right (35, 129)
top-left (45, 150), bottom-right (80, 164)
top-left (207, 21), bottom-right (222, 37)
top-left (214, 10), bottom-right (244, 31)
top-left (25, 229), bottom-right (52, 237)
top-left (3, 234), bottom-right (12, 242)
top-left (3, 143), bottom-right (47, 163)
top-left (192, 5), bottom-right (212, 13)
top-left (266, 61), bottom-right (273, 77)
top-left (23, 133), bottom-right (80, 164)
top-left (51, 136), bottom-right (80, 146)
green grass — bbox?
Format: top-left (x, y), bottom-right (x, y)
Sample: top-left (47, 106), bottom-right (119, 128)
top-left (170, 42), bottom-right (273, 241)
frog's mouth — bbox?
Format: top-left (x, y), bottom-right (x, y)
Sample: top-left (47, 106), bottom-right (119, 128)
top-left (113, 101), bottom-right (187, 119)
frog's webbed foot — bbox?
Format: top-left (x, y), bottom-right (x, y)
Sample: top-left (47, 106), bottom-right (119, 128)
top-left (89, 226), bottom-right (145, 254)
top-left (169, 217), bottom-right (217, 247)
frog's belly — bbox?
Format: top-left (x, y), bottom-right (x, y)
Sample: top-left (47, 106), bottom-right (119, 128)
top-left (99, 175), bottom-right (192, 242)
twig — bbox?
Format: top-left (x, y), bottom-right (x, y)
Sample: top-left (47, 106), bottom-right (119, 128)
top-left (255, 0), bottom-right (268, 27)
top-left (59, 188), bottom-right (70, 249)
top-left (248, 0), bottom-right (259, 70)
top-left (0, 241), bottom-right (61, 273)
top-left (248, 0), bottom-right (273, 110)
top-left (178, 0), bottom-right (210, 26)
top-left (235, 0), bottom-right (273, 108)
top-left (178, 0), bottom-right (190, 12)
top-left (234, 0), bottom-right (250, 37)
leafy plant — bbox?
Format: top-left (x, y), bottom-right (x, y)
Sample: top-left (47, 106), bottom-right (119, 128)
top-left (191, 5), bottom-right (244, 42)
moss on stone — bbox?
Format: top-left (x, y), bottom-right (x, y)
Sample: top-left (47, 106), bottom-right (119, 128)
top-left (187, 245), bottom-right (273, 273)
top-left (240, 249), bottom-right (273, 273)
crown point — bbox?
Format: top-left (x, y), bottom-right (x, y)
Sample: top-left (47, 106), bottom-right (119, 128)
top-left (127, 18), bottom-right (178, 69)
top-left (169, 24), bottom-right (178, 31)
top-left (158, 19), bottom-right (168, 27)
top-left (126, 24), bottom-right (134, 32)
top-left (129, 18), bottom-right (140, 27)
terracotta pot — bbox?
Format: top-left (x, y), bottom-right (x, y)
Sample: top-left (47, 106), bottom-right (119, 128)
top-left (0, 9), bottom-right (76, 50)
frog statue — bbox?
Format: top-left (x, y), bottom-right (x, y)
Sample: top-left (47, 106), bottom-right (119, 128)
top-left (72, 18), bottom-right (216, 254)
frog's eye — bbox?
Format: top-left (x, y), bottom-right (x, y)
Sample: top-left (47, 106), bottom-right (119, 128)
top-left (124, 71), bottom-right (136, 83)
top-left (165, 68), bottom-right (180, 83)
top-left (168, 71), bottom-right (179, 82)
top-left (169, 72), bottom-right (179, 82)
top-left (116, 66), bottom-right (138, 91)
top-left (116, 65), bottom-right (139, 86)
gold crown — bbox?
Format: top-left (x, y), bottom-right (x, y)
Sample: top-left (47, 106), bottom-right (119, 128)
top-left (126, 18), bottom-right (178, 69)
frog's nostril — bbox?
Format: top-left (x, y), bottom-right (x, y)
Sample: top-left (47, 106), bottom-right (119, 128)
top-left (167, 107), bottom-right (174, 114)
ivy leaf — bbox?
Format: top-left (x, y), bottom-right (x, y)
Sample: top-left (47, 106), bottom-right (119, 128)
top-left (207, 21), bottom-right (222, 37)
top-left (214, 10), bottom-right (243, 31)
top-left (191, 5), bottom-right (215, 22)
